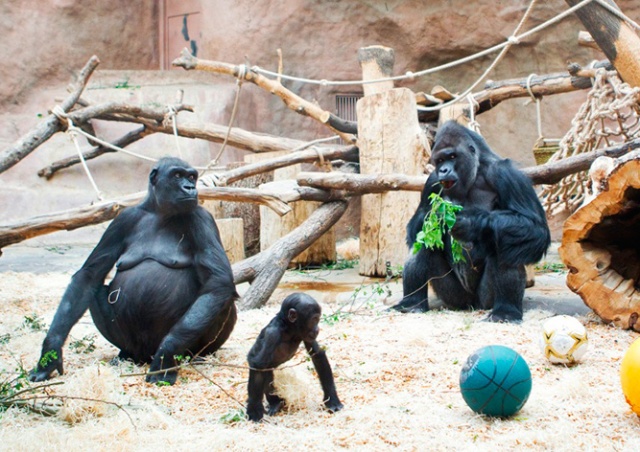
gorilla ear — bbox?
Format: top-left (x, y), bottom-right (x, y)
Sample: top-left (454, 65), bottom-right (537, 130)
top-left (287, 308), bottom-right (298, 324)
top-left (149, 168), bottom-right (159, 185)
top-left (468, 144), bottom-right (476, 154)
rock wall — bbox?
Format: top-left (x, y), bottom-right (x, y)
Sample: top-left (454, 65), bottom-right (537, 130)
top-left (1, 0), bottom-right (639, 244)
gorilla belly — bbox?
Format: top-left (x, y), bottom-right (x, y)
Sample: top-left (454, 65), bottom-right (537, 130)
top-left (96, 260), bottom-right (200, 361)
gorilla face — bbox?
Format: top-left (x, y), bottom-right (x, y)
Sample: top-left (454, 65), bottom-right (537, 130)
top-left (430, 136), bottom-right (479, 200)
top-left (149, 158), bottom-right (199, 215)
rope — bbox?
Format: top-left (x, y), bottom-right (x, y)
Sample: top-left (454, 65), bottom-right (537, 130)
top-left (201, 64), bottom-right (247, 176)
top-left (166, 105), bottom-right (183, 158)
top-left (467, 94), bottom-right (481, 134)
top-left (52, 105), bottom-right (104, 200)
top-left (526, 73), bottom-right (543, 139)
top-left (252, 0), bottom-right (595, 98)
top-left (594, 0), bottom-right (640, 31)
top-left (539, 70), bottom-right (640, 213)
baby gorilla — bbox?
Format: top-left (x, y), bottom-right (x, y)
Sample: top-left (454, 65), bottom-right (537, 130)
top-left (246, 293), bottom-right (343, 422)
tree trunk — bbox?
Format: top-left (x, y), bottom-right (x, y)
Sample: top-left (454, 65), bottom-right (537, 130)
top-left (566, 0), bottom-right (640, 87)
top-left (357, 87), bottom-right (427, 276)
top-left (560, 150), bottom-right (640, 331)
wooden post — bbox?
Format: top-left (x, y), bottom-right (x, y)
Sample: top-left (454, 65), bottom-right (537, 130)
top-left (216, 218), bottom-right (245, 264)
top-left (357, 46), bottom-right (428, 276)
top-left (566, 0), bottom-right (640, 87)
top-left (249, 152), bottom-right (336, 267)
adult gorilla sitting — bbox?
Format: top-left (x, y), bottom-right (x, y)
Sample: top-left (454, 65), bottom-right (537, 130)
top-left (30, 157), bottom-right (238, 385)
top-left (391, 121), bottom-right (550, 322)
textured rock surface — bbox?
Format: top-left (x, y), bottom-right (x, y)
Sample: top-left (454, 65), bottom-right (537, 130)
top-left (0, 0), bottom-right (639, 243)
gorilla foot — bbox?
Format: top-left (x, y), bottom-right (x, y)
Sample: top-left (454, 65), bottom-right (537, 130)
top-left (325, 398), bottom-right (344, 413)
top-left (267, 400), bottom-right (284, 416)
top-left (388, 299), bottom-right (429, 313)
top-left (484, 310), bottom-right (522, 324)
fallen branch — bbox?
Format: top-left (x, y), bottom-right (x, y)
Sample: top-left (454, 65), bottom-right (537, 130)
top-left (522, 137), bottom-right (640, 185)
top-left (297, 171), bottom-right (427, 193)
top-left (0, 187), bottom-right (293, 253)
top-left (0, 56), bottom-right (100, 174)
top-left (38, 126), bottom-right (147, 179)
top-left (213, 145), bottom-right (358, 186)
top-left (232, 200), bottom-right (349, 309)
top-left (172, 49), bottom-right (358, 144)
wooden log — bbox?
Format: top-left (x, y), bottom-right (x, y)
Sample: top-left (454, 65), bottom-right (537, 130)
top-left (357, 87), bottom-right (427, 276)
top-left (0, 56), bottom-right (100, 174)
top-left (234, 200), bottom-right (348, 310)
top-left (253, 152), bottom-right (336, 267)
top-left (566, 0), bottom-right (640, 87)
top-left (357, 46), bottom-right (395, 96)
top-left (216, 218), bottom-right (245, 263)
top-left (0, 187), bottom-right (291, 253)
top-left (172, 49), bottom-right (357, 144)
top-left (560, 150), bottom-right (640, 331)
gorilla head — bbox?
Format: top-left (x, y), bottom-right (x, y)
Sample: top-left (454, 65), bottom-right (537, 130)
top-left (148, 157), bottom-right (199, 215)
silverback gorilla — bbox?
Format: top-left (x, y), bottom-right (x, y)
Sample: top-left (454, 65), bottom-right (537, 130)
top-left (246, 293), bottom-right (343, 422)
top-left (30, 157), bottom-right (238, 385)
top-left (392, 121), bottom-right (550, 322)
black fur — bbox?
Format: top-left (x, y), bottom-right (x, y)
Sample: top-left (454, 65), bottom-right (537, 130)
top-left (30, 157), bottom-right (238, 385)
top-left (246, 293), bottom-right (343, 422)
top-left (391, 121), bottom-right (550, 322)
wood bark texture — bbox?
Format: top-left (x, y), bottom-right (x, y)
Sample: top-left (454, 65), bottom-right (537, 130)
top-left (357, 87), bottom-right (427, 276)
top-left (560, 150), bottom-right (640, 331)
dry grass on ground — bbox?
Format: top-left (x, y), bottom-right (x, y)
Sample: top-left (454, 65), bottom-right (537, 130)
top-left (1, 267), bottom-right (639, 451)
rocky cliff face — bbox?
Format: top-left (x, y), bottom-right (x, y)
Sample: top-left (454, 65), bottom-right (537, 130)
top-left (0, 0), bottom-right (638, 240)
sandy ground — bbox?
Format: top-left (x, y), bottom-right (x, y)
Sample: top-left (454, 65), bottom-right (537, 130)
top-left (0, 244), bottom-right (639, 451)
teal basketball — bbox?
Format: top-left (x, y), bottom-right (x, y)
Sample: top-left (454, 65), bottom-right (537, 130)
top-left (459, 345), bottom-right (532, 417)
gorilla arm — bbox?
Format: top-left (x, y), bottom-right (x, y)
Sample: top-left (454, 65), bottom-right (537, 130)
top-left (146, 209), bottom-right (238, 384)
top-left (304, 339), bottom-right (343, 412)
top-left (30, 210), bottom-right (138, 381)
top-left (451, 159), bottom-right (550, 266)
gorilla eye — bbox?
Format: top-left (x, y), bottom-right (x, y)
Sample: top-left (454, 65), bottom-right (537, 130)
top-left (188, 174), bottom-right (196, 182)
top-left (174, 172), bottom-right (182, 178)
top-left (449, 154), bottom-right (456, 160)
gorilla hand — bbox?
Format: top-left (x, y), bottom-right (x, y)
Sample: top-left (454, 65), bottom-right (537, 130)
top-left (451, 207), bottom-right (488, 243)
top-left (146, 353), bottom-right (178, 385)
top-left (30, 346), bottom-right (64, 382)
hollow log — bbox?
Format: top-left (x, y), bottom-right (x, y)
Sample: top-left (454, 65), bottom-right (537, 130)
top-left (560, 150), bottom-right (640, 331)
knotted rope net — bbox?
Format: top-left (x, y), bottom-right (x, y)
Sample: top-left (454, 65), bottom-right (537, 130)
top-left (540, 69), bottom-right (640, 213)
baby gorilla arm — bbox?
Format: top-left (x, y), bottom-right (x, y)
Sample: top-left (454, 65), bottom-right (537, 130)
top-left (305, 340), bottom-right (343, 412)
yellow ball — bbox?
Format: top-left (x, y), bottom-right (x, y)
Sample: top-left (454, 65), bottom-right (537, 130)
top-left (620, 337), bottom-right (640, 416)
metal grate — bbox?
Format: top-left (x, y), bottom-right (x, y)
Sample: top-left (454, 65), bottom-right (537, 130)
top-left (335, 93), bottom-right (362, 122)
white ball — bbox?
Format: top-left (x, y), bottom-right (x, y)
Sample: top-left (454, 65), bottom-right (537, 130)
top-left (539, 315), bottom-right (589, 365)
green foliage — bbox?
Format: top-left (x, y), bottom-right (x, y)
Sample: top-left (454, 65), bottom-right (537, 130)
top-left (39, 350), bottom-right (58, 368)
top-left (0, 334), bottom-right (10, 345)
top-left (23, 314), bottom-right (45, 331)
top-left (173, 355), bottom-right (191, 364)
top-left (219, 408), bottom-right (246, 424)
top-left (413, 192), bottom-right (465, 263)
top-left (155, 380), bottom-right (171, 387)
top-left (322, 311), bottom-right (351, 326)
top-left (328, 258), bottom-right (358, 270)
top-left (535, 262), bottom-right (566, 273)
top-left (69, 334), bottom-right (97, 354)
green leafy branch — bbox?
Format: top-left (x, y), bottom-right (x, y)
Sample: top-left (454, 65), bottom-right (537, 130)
top-left (413, 192), bottom-right (466, 263)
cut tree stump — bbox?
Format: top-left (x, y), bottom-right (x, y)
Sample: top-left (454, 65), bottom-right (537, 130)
top-left (249, 151), bottom-right (336, 267)
top-left (560, 150), bottom-right (640, 331)
top-left (216, 218), bottom-right (245, 264)
top-left (356, 45), bottom-right (428, 277)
